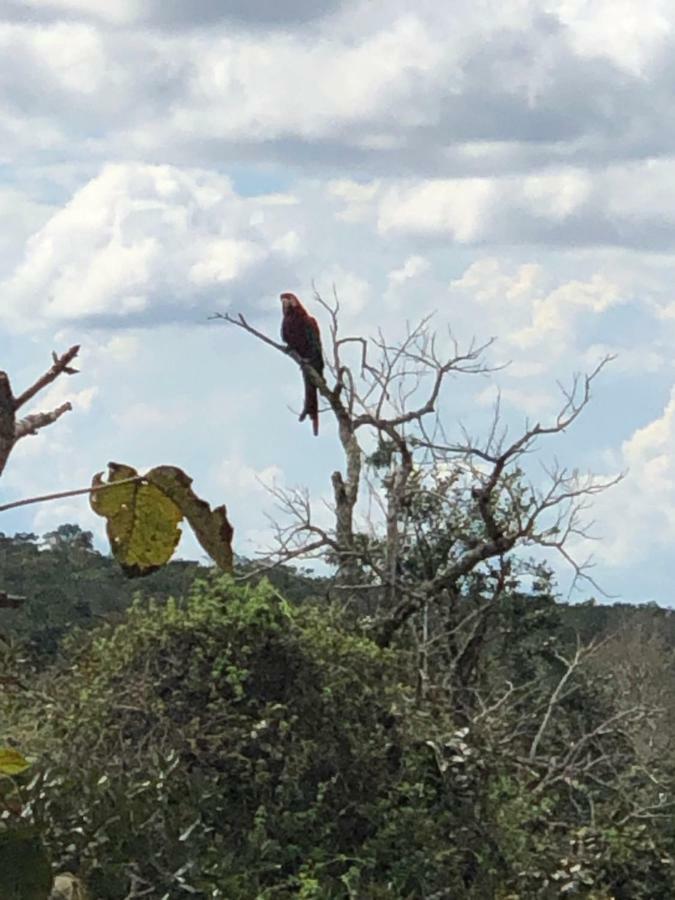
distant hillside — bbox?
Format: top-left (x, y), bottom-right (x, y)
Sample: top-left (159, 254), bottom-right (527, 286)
top-left (2, 522), bottom-right (672, 663)
top-left (4, 525), bottom-right (675, 897)
top-left (0, 523), bottom-right (326, 660)
top-left (559, 595), bottom-right (675, 648)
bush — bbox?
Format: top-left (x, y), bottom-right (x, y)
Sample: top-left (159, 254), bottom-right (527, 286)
top-left (8, 575), bottom-right (674, 898)
top-left (7, 576), bottom-right (475, 898)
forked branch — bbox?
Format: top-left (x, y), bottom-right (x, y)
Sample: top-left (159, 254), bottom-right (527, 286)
top-left (218, 295), bottom-right (617, 646)
top-left (0, 345), bottom-right (80, 478)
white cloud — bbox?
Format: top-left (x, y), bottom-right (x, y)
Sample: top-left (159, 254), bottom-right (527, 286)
top-left (388, 255), bottom-right (430, 284)
top-left (153, 16), bottom-right (443, 147)
top-left (328, 179), bottom-right (381, 223)
top-left (0, 187), bottom-right (56, 272)
top-left (0, 163), bottom-right (300, 330)
top-left (313, 267), bottom-right (373, 325)
top-left (590, 386), bottom-right (675, 567)
top-left (449, 259), bottom-right (624, 366)
top-left (553, 0), bottom-right (671, 75)
top-left (102, 334), bottom-right (141, 362)
top-left (215, 458), bottom-right (284, 496)
top-left (2, 2), bottom-right (675, 180)
top-left (111, 401), bottom-right (186, 430)
top-left (189, 239), bottom-right (265, 286)
top-left (213, 458), bottom-right (288, 555)
top-left (583, 342), bottom-right (666, 375)
top-left (29, 22), bottom-right (106, 93)
top-left (476, 383), bottom-right (555, 417)
top-left (370, 162), bottom-right (675, 249)
top-left (37, 381), bottom-right (97, 414)
top-left (3, 0), bottom-right (675, 606)
top-left (451, 258), bottom-right (543, 304)
top-left (378, 178), bottom-right (496, 242)
top-left (523, 169), bottom-right (593, 221)
top-left (509, 273), bottom-right (621, 349)
top-left (32, 496), bottom-right (102, 539)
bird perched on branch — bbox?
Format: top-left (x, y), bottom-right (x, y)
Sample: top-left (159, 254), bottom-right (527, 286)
top-left (280, 292), bottom-right (324, 436)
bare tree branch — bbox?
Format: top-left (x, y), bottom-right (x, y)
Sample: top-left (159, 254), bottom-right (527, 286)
top-left (0, 372), bottom-right (15, 477)
top-left (0, 346), bottom-right (80, 477)
top-left (0, 591), bottom-right (26, 609)
top-left (529, 634), bottom-right (608, 762)
top-left (219, 295), bottom-right (618, 648)
top-left (0, 476), bottom-right (143, 515)
top-left (13, 344), bottom-right (80, 411)
top-left (14, 402), bottom-right (73, 441)
top-left (0, 345), bottom-right (82, 624)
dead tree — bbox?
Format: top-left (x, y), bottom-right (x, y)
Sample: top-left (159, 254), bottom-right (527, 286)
top-left (221, 297), bottom-right (672, 876)
top-left (0, 346), bottom-right (79, 479)
top-left (0, 346), bottom-right (80, 607)
top-left (218, 292), bottom-right (619, 649)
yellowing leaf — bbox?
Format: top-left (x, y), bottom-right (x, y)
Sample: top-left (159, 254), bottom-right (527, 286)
top-left (90, 462), bottom-right (182, 577)
top-left (90, 462), bottom-right (234, 576)
top-left (147, 466), bottom-right (234, 573)
top-left (0, 747), bottom-right (30, 776)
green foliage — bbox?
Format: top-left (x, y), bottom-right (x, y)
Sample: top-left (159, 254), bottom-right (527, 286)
top-left (4, 529), bottom-right (675, 898)
top-left (0, 827), bottom-right (52, 900)
top-left (8, 577), bottom-right (475, 897)
top-left (0, 747), bottom-right (30, 776)
top-left (0, 753), bottom-right (52, 900)
top-left (0, 526), bottom-right (326, 663)
top-left (0, 526), bottom-right (204, 661)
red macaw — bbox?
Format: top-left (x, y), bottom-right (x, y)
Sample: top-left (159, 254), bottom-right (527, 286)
top-left (280, 292), bottom-right (324, 436)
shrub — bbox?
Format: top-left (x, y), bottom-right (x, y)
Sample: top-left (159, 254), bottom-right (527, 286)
top-left (8, 577), bottom-right (470, 898)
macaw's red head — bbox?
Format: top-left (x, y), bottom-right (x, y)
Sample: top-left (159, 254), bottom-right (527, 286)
top-left (280, 292), bottom-right (301, 314)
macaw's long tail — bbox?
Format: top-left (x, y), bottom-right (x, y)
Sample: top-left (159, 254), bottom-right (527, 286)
top-left (300, 373), bottom-right (319, 436)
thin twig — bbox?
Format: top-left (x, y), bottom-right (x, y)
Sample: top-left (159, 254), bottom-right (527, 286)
top-left (0, 476), bottom-right (144, 514)
top-left (15, 402), bottom-right (73, 440)
top-left (13, 345), bottom-right (80, 411)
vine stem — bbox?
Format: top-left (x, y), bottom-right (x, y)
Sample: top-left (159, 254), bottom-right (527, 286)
top-left (0, 476), bottom-right (144, 514)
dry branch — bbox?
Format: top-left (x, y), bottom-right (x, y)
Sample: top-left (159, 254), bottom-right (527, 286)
top-left (15, 402), bottom-right (72, 440)
top-left (0, 476), bottom-right (143, 515)
top-left (0, 345), bottom-right (80, 477)
top-left (219, 294), bottom-right (617, 647)
top-left (13, 345), bottom-right (80, 411)
top-left (0, 590), bottom-right (26, 609)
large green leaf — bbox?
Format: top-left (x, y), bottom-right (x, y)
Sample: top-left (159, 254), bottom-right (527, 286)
top-left (0, 747), bottom-right (30, 776)
top-left (0, 827), bottom-right (52, 900)
top-left (90, 463), bottom-right (182, 577)
top-left (90, 462), bottom-right (233, 576)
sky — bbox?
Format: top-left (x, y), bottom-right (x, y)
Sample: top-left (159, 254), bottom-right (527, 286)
top-left (1, 0), bottom-right (675, 604)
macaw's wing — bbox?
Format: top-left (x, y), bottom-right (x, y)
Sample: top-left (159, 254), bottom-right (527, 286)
top-left (305, 316), bottom-right (324, 373)
top-left (281, 311), bottom-right (295, 346)
top-left (282, 312), bottom-right (305, 352)
top-left (280, 302), bottom-right (324, 436)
